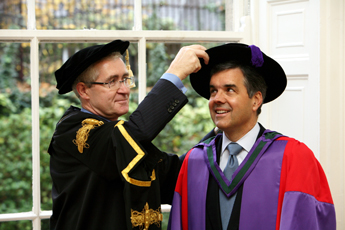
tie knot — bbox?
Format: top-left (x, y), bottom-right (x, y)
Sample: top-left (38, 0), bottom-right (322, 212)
top-left (227, 142), bottom-right (242, 156)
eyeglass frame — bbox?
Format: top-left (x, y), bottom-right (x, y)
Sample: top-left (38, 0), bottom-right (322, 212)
top-left (85, 77), bottom-right (135, 89)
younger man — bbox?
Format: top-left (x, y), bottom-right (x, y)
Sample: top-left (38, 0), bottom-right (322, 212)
top-left (169, 43), bottom-right (336, 230)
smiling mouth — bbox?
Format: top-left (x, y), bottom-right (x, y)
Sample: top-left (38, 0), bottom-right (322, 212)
top-left (116, 99), bottom-right (129, 103)
top-left (215, 110), bottom-right (229, 114)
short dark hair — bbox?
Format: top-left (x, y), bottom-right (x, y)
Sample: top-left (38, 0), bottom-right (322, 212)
top-left (210, 61), bottom-right (267, 115)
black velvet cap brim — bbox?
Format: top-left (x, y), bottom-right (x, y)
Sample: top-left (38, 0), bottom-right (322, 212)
top-left (55, 40), bottom-right (130, 94)
top-left (190, 43), bottom-right (287, 103)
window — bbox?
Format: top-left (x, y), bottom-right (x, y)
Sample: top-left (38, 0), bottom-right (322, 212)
top-left (0, 0), bottom-right (250, 229)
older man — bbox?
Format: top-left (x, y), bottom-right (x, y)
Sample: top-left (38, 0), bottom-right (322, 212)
top-left (169, 43), bottom-right (336, 230)
top-left (48, 40), bottom-right (209, 230)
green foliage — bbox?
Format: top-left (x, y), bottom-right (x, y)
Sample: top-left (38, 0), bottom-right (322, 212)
top-left (204, 1), bottom-right (226, 29)
top-left (0, 43), bottom-right (20, 89)
top-left (0, 93), bottom-right (16, 115)
top-left (143, 7), bottom-right (176, 31)
top-left (152, 97), bottom-right (213, 155)
top-left (0, 107), bottom-right (33, 230)
top-left (146, 43), bottom-right (175, 86)
top-left (0, 221), bottom-right (32, 230)
top-left (0, 88), bottom-right (75, 229)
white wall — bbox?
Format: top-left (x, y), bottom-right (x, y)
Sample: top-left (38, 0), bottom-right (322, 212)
top-left (320, 0), bottom-right (345, 229)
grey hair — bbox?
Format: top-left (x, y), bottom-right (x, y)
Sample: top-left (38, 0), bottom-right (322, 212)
top-left (72, 51), bottom-right (123, 98)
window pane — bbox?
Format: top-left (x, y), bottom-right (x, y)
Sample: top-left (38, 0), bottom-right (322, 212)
top-left (0, 220), bottom-right (32, 230)
top-left (35, 0), bottom-right (134, 30)
top-left (41, 218), bottom-right (50, 230)
top-left (0, 42), bottom-right (32, 213)
top-left (142, 0), bottom-right (226, 31)
top-left (0, 0), bottom-right (27, 29)
top-left (145, 42), bottom-right (223, 87)
top-left (146, 42), bottom-right (220, 154)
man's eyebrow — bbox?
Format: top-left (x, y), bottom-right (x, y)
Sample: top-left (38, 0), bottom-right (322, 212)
top-left (105, 72), bottom-right (129, 81)
top-left (105, 75), bottom-right (119, 82)
top-left (224, 84), bottom-right (236, 88)
top-left (209, 84), bottom-right (236, 88)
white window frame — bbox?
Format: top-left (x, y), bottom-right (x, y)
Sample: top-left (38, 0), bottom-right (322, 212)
top-left (0, 0), bottom-right (251, 229)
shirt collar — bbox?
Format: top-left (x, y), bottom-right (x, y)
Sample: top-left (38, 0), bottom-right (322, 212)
top-left (81, 107), bottom-right (111, 122)
top-left (221, 123), bottom-right (260, 154)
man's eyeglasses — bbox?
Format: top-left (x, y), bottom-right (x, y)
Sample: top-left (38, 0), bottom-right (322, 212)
top-left (86, 77), bottom-right (135, 89)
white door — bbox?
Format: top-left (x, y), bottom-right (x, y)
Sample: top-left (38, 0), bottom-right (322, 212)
top-left (254, 0), bottom-right (320, 157)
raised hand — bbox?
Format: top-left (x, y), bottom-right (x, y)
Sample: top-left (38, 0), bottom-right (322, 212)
top-left (165, 45), bottom-right (209, 81)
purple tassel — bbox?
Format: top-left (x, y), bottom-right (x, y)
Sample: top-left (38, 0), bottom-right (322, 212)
top-left (249, 45), bottom-right (264, 67)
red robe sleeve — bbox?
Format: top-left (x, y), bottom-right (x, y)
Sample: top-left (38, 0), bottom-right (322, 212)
top-left (276, 137), bottom-right (336, 230)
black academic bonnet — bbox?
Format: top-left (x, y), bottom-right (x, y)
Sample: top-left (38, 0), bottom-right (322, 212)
top-left (190, 43), bottom-right (287, 103)
top-left (55, 39), bottom-right (130, 94)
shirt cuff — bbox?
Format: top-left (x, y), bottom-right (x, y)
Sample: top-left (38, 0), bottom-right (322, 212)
top-left (161, 73), bottom-right (187, 94)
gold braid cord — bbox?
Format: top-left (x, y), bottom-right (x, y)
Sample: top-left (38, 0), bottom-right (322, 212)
top-left (131, 203), bottom-right (162, 230)
top-left (73, 118), bottom-right (104, 153)
top-left (125, 49), bottom-right (136, 88)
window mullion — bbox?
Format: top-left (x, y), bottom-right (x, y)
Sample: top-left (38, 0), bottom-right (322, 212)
top-left (30, 36), bottom-right (41, 230)
top-left (233, 0), bottom-right (245, 32)
top-left (27, 0), bottom-right (36, 30)
top-left (134, 0), bottom-right (143, 31)
top-left (225, 0), bottom-right (233, 31)
top-left (138, 37), bottom-right (147, 103)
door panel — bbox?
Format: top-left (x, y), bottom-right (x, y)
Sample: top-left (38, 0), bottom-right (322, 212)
top-left (257, 0), bottom-right (319, 157)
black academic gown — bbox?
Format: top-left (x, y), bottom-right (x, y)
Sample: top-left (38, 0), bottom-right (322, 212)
top-left (48, 79), bottom-right (188, 230)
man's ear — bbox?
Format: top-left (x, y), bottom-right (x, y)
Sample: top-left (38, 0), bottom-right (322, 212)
top-left (253, 91), bottom-right (263, 111)
top-left (76, 82), bottom-right (90, 100)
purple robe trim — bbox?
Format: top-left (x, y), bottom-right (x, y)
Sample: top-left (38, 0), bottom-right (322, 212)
top-left (279, 191), bottom-right (336, 230)
top-left (187, 151), bottom-right (209, 230)
top-left (204, 134), bottom-right (229, 185)
top-left (169, 193), bottom-right (182, 230)
top-left (240, 139), bottom-right (287, 230)
top-left (228, 130), bottom-right (282, 197)
top-left (202, 130), bottom-right (283, 198)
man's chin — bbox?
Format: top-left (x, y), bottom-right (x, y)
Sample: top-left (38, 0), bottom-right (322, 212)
top-left (118, 108), bottom-right (129, 116)
top-left (214, 121), bottom-right (230, 132)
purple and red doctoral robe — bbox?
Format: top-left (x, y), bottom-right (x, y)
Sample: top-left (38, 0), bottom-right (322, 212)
top-left (168, 130), bottom-right (336, 230)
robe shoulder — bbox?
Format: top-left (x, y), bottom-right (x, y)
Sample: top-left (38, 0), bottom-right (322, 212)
top-left (277, 136), bottom-right (333, 204)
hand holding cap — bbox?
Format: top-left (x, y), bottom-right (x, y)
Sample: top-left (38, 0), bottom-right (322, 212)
top-left (166, 45), bottom-right (209, 81)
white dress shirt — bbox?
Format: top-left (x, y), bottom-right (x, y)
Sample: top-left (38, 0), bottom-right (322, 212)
top-left (219, 123), bottom-right (260, 171)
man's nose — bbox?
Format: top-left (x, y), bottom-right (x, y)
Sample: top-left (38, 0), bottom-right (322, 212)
top-left (213, 91), bottom-right (226, 103)
top-left (117, 81), bottom-right (130, 93)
